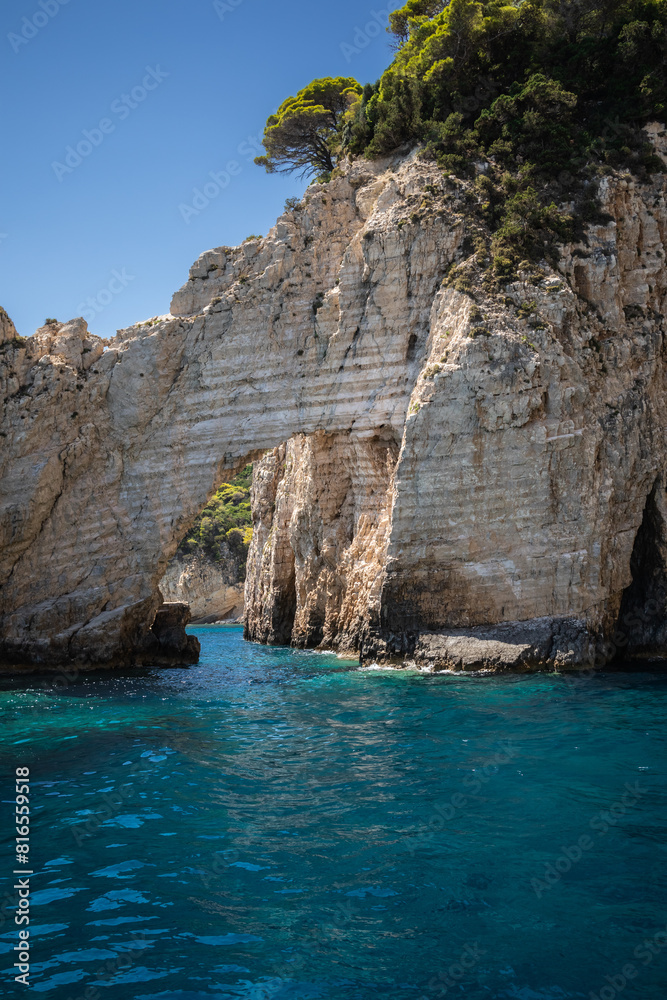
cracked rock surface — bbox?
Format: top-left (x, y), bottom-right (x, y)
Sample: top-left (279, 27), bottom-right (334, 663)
top-left (2, 140), bottom-right (667, 670)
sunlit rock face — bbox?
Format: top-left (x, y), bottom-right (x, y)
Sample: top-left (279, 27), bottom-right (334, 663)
top-left (2, 135), bottom-right (667, 671)
top-left (159, 550), bottom-right (245, 624)
top-left (244, 430), bottom-right (398, 652)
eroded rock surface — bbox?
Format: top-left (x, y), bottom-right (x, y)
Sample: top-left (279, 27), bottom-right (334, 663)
top-left (150, 602), bottom-right (200, 664)
top-left (2, 138), bottom-right (667, 670)
top-left (244, 430), bottom-right (397, 651)
top-left (160, 551), bottom-right (244, 623)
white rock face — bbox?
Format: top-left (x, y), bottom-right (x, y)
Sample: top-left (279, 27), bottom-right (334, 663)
top-left (0, 308), bottom-right (18, 345)
top-left (159, 553), bottom-right (244, 623)
top-left (244, 144), bottom-right (667, 668)
top-left (245, 432), bottom-right (397, 650)
top-left (1, 142), bottom-right (667, 670)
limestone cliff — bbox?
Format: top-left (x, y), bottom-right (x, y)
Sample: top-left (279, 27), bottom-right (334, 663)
top-left (1, 134), bottom-right (667, 671)
top-left (244, 432), bottom-right (397, 650)
top-left (159, 549), bottom-right (244, 623)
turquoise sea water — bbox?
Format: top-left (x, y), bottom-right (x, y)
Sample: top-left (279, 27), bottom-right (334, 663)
top-left (1, 625), bottom-right (666, 1000)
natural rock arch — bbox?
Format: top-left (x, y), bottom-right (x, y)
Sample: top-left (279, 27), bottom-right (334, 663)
top-left (0, 155), bottom-right (448, 667)
top-left (2, 148), bottom-right (667, 671)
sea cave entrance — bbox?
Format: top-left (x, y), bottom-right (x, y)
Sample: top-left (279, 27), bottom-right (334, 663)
top-left (615, 478), bottom-right (667, 661)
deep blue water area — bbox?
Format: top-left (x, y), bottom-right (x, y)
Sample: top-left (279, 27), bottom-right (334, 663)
top-left (1, 625), bottom-right (666, 999)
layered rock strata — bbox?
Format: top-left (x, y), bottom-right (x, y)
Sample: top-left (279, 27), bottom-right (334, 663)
top-left (2, 135), bottom-right (667, 670)
top-left (159, 550), bottom-right (244, 624)
top-left (244, 430), bottom-right (398, 650)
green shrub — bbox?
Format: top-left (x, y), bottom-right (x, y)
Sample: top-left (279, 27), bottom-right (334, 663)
top-left (252, 2), bottom-right (666, 287)
top-left (355, 0), bottom-right (667, 159)
top-left (178, 465), bottom-right (253, 566)
top-left (339, 0), bottom-right (667, 281)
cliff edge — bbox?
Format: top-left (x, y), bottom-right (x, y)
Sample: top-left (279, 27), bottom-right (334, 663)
top-left (1, 136), bottom-right (667, 671)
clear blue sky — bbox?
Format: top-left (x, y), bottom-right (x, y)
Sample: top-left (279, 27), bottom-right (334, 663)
top-left (1, 0), bottom-right (399, 339)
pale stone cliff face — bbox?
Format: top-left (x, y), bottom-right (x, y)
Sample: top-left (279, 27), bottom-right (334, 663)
top-left (159, 549), bottom-right (244, 623)
top-left (1, 136), bottom-right (667, 671)
top-left (244, 431), bottom-right (397, 650)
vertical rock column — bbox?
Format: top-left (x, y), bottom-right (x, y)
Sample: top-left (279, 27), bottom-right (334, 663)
top-left (244, 430), bottom-right (399, 652)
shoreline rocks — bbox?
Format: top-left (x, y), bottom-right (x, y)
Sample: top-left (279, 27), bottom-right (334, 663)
top-left (2, 134), bottom-right (667, 672)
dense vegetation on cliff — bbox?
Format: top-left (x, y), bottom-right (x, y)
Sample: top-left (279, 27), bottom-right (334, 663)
top-left (347, 0), bottom-right (667, 160)
top-left (258, 0), bottom-right (667, 278)
top-left (178, 466), bottom-right (253, 565)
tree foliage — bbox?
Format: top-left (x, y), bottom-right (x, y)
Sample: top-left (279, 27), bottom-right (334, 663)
top-left (389, 0), bottom-right (450, 43)
top-left (179, 466), bottom-right (253, 566)
top-left (255, 77), bottom-right (362, 179)
top-left (340, 0), bottom-right (667, 278)
top-left (349, 0), bottom-right (667, 159)
top-left (255, 2), bottom-right (666, 280)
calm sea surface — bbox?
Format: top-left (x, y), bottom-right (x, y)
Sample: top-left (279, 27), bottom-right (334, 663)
top-left (1, 625), bottom-right (666, 999)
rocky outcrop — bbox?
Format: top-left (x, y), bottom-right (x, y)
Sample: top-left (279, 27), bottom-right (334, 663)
top-left (149, 602), bottom-right (200, 664)
top-left (2, 134), bottom-right (667, 671)
top-left (0, 307), bottom-right (18, 346)
top-left (244, 431), bottom-right (397, 651)
top-left (159, 550), bottom-right (244, 623)
top-left (244, 137), bottom-right (667, 669)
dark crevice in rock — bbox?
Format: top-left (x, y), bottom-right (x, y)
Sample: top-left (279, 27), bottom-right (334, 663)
top-left (616, 479), bottom-right (667, 661)
top-left (268, 561), bottom-right (297, 646)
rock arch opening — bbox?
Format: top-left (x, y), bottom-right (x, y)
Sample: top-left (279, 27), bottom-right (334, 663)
top-left (616, 479), bottom-right (667, 662)
top-left (243, 430), bottom-right (400, 653)
top-left (159, 465), bottom-right (253, 626)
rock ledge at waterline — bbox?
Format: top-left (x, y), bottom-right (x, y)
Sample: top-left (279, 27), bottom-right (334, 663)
top-left (2, 132), bottom-right (667, 671)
